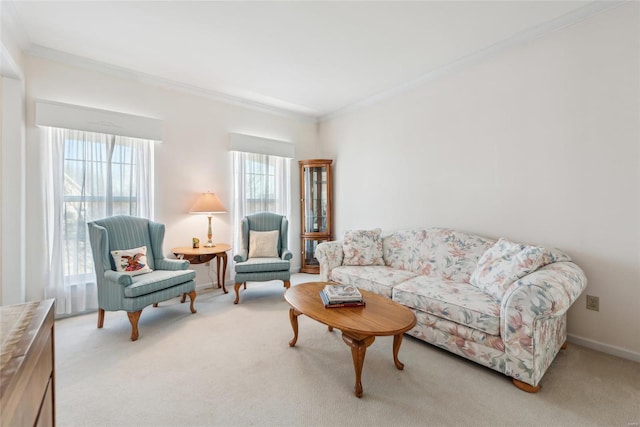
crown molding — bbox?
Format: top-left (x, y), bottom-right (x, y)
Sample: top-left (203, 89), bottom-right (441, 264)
top-left (26, 45), bottom-right (319, 123)
top-left (1, 0), bottom-right (29, 79)
top-left (320, 1), bottom-right (627, 122)
top-left (1, 1), bottom-right (31, 51)
top-left (1, 44), bottom-right (21, 79)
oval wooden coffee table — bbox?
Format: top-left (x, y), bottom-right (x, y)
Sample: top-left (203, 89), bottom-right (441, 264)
top-left (284, 282), bottom-right (417, 398)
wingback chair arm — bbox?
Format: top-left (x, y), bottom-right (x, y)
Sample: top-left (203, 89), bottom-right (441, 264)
top-left (104, 270), bottom-right (133, 286)
top-left (155, 258), bottom-right (190, 270)
top-left (87, 223), bottom-right (112, 273)
top-left (281, 249), bottom-right (293, 261)
top-left (234, 250), bottom-right (248, 263)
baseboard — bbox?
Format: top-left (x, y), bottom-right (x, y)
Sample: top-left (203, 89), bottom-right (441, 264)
top-left (195, 275), bottom-right (301, 292)
top-left (195, 268), bottom-right (304, 292)
top-left (195, 282), bottom-right (218, 292)
top-left (567, 333), bottom-right (640, 363)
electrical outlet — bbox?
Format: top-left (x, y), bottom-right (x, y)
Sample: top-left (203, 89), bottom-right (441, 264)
top-left (586, 295), bottom-right (599, 311)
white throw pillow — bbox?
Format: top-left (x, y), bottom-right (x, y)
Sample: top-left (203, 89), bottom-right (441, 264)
top-left (248, 230), bottom-right (279, 258)
top-left (342, 229), bottom-right (385, 266)
top-left (111, 246), bottom-right (153, 276)
top-left (470, 238), bottom-right (545, 301)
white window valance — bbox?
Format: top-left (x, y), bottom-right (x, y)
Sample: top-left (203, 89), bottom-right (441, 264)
top-left (35, 100), bottom-right (163, 141)
top-left (229, 133), bottom-right (295, 159)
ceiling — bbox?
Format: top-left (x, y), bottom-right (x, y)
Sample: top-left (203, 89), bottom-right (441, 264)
top-left (4, 1), bottom-right (602, 119)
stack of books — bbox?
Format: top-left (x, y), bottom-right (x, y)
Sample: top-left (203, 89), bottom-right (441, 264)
top-left (320, 284), bottom-right (365, 308)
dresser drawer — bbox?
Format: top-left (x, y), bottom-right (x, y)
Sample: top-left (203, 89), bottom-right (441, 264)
top-left (0, 299), bottom-right (56, 427)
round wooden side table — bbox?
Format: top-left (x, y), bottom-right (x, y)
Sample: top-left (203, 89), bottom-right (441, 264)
top-left (172, 244), bottom-right (232, 293)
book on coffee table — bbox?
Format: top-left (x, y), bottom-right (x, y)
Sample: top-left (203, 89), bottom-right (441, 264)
top-left (322, 284), bottom-right (363, 303)
top-left (320, 290), bottom-right (366, 308)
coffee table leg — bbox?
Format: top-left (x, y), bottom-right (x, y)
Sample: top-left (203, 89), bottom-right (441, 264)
top-left (288, 308), bottom-right (301, 347)
top-left (342, 333), bottom-right (375, 398)
top-left (393, 333), bottom-right (405, 370)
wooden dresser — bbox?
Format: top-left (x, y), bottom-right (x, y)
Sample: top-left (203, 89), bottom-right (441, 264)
top-left (1, 299), bottom-right (56, 426)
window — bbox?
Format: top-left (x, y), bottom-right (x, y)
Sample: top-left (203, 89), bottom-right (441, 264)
top-left (232, 151), bottom-right (291, 216)
top-left (232, 151), bottom-right (291, 252)
top-left (44, 127), bottom-right (154, 314)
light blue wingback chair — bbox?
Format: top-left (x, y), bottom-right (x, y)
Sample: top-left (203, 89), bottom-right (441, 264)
top-left (233, 212), bottom-right (292, 304)
top-left (88, 215), bottom-right (197, 341)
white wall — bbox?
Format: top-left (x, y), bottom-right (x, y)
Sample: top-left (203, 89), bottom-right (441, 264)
top-left (22, 55), bottom-right (319, 301)
top-left (0, 21), bottom-right (26, 305)
top-left (319, 4), bottom-right (640, 357)
top-left (1, 76), bottom-right (26, 305)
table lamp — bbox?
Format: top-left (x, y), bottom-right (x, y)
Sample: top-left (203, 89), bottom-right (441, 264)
top-left (190, 192), bottom-right (227, 247)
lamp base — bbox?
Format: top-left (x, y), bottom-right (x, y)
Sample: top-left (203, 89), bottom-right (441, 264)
top-left (204, 216), bottom-right (215, 248)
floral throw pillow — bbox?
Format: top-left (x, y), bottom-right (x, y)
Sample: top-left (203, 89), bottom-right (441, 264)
top-left (541, 247), bottom-right (572, 265)
top-left (111, 246), bottom-right (153, 276)
top-left (342, 229), bottom-right (385, 266)
top-left (470, 238), bottom-right (545, 301)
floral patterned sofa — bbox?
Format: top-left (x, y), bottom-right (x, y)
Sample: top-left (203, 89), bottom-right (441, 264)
top-left (315, 228), bottom-right (587, 392)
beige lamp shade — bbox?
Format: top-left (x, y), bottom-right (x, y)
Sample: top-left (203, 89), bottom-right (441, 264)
top-left (190, 192), bottom-right (227, 214)
top-left (190, 192), bottom-right (227, 247)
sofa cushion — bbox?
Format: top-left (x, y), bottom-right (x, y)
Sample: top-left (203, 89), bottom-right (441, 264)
top-left (470, 238), bottom-right (545, 301)
top-left (412, 310), bottom-right (505, 350)
top-left (123, 269), bottom-right (196, 297)
top-left (235, 257), bottom-right (290, 273)
top-left (383, 229), bottom-right (431, 272)
top-left (331, 266), bottom-right (417, 298)
top-left (342, 229), bottom-right (385, 266)
top-left (393, 276), bottom-right (501, 336)
top-left (383, 228), bottom-right (494, 282)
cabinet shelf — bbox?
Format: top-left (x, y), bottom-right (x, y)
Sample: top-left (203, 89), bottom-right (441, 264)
top-left (299, 159), bottom-right (333, 274)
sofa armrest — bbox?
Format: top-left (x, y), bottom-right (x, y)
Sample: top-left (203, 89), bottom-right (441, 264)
top-left (501, 262), bottom-right (587, 377)
top-left (155, 258), bottom-right (190, 271)
top-left (315, 241), bottom-right (344, 282)
top-left (104, 270), bottom-right (133, 286)
top-left (502, 261), bottom-right (587, 326)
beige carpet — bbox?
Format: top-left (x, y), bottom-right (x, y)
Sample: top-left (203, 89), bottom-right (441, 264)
top-left (54, 274), bottom-right (639, 427)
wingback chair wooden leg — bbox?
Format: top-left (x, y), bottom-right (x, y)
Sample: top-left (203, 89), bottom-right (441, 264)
top-left (127, 310), bottom-right (142, 341)
top-left (283, 280), bottom-right (291, 289)
top-left (188, 291), bottom-right (197, 313)
top-left (234, 283), bottom-right (243, 304)
top-left (97, 308), bottom-right (105, 328)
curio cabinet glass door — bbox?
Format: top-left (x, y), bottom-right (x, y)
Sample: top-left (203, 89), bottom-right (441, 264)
top-left (299, 159), bottom-right (333, 273)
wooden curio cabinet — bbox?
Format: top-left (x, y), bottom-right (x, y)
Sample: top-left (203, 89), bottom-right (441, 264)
top-left (299, 159), bottom-right (333, 274)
